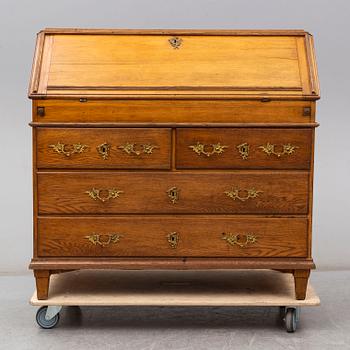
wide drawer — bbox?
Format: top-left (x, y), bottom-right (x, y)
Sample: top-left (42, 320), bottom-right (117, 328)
top-left (37, 172), bottom-right (309, 214)
top-left (36, 128), bottom-right (171, 169)
top-left (37, 216), bottom-right (308, 258)
top-left (33, 100), bottom-right (313, 123)
top-left (176, 128), bottom-right (313, 169)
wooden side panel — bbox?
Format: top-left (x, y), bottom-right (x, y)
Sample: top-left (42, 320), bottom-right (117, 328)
top-left (37, 171), bottom-right (309, 215)
top-left (176, 128), bottom-right (312, 169)
top-left (38, 216), bottom-right (308, 258)
top-left (33, 100), bottom-right (313, 123)
top-left (36, 128), bottom-right (171, 169)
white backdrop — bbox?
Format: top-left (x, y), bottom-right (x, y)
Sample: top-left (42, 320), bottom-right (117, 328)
top-left (0, 0), bottom-right (349, 272)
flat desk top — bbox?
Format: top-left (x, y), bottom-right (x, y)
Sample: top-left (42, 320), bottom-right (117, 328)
top-left (30, 269), bottom-right (320, 307)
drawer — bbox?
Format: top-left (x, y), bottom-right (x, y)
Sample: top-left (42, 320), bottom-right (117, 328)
top-left (38, 217), bottom-right (308, 258)
top-left (33, 100), bottom-right (314, 124)
top-left (176, 128), bottom-right (313, 169)
top-left (37, 171), bottom-right (309, 214)
top-left (36, 128), bottom-right (171, 169)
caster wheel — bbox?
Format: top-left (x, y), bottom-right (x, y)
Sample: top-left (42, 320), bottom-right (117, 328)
top-left (285, 308), bottom-right (297, 333)
top-left (279, 306), bottom-right (286, 320)
top-left (36, 306), bottom-right (60, 329)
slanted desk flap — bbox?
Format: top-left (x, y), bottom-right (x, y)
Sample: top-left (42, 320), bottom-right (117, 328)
top-left (29, 29), bottom-right (319, 99)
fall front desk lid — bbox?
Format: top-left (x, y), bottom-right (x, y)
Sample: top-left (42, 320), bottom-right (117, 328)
top-left (29, 29), bottom-right (319, 100)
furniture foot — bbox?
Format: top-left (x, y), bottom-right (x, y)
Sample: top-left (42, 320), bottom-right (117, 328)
top-left (293, 269), bottom-right (310, 300)
top-left (34, 270), bottom-right (51, 300)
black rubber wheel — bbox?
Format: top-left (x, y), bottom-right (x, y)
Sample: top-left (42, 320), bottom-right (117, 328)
top-left (285, 308), bottom-right (297, 333)
top-left (36, 306), bottom-right (60, 329)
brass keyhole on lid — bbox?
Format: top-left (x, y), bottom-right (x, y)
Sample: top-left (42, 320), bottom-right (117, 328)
top-left (168, 37), bottom-right (182, 49)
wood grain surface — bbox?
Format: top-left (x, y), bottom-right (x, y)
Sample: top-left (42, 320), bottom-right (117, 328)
top-left (38, 216), bottom-right (308, 258)
top-left (176, 128), bottom-right (312, 169)
top-left (32, 99), bottom-right (314, 123)
top-left (37, 171), bottom-right (309, 215)
top-left (36, 128), bottom-right (171, 169)
top-left (47, 35), bottom-right (301, 89)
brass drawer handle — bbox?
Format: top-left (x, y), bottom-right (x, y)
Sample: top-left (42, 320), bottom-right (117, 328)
top-left (167, 187), bottom-right (180, 204)
top-left (222, 233), bottom-right (258, 248)
top-left (189, 142), bottom-right (228, 157)
top-left (167, 232), bottom-right (179, 248)
top-left (85, 233), bottom-right (123, 247)
top-left (224, 187), bottom-right (263, 202)
top-left (118, 143), bottom-right (158, 156)
top-left (259, 143), bottom-right (298, 158)
top-left (85, 188), bottom-right (123, 202)
top-left (49, 142), bottom-right (88, 157)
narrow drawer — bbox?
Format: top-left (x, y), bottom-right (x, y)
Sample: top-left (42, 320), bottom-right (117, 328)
top-left (33, 100), bottom-right (313, 124)
top-left (36, 128), bottom-right (171, 169)
top-left (37, 171), bottom-right (309, 214)
top-left (176, 128), bottom-right (313, 169)
top-left (38, 217), bottom-right (308, 258)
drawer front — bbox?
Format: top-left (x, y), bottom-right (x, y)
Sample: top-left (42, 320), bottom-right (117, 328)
top-left (33, 100), bottom-right (313, 124)
top-left (38, 217), bottom-right (308, 258)
top-left (36, 128), bottom-right (171, 169)
top-left (176, 128), bottom-right (312, 169)
top-left (38, 172), bottom-right (309, 214)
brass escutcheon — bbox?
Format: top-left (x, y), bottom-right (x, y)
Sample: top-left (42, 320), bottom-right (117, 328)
top-left (224, 188), bottom-right (263, 202)
top-left (189, 142), bottom-right (228, 157)
top-left (259, 143), bottom-right (298, 158)
top-left (49, 142), bottom-right (88, 157)
top-left (222, 233), bottom-right (258, 248)
top-left (168, 36), bottom-right (182, 49)
top-left (85, 188), bottom-right (123, 202)
top-left (237, 142), bottom-right (250, 160)
top-left (97, 142), bottom-right (111, 160)
top-left (167, 187), bottom-right (180, 204)
top-left (84, 233), bottom-right (123, 247)
top-left (167, 232), bottom-right (179, 248)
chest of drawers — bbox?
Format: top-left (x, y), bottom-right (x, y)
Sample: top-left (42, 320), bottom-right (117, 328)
top-left (28, 29), bottom-right (320, 300)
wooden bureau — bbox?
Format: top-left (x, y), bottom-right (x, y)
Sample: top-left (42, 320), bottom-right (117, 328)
top-left (28, 29), bottom-right (320, 300)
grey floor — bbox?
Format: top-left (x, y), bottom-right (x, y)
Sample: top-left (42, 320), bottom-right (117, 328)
top-left (0, 271), bottom-right (350, 350)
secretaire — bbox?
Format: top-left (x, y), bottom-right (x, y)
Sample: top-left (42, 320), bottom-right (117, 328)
top-left (28, 29), bottom-right (320, 300)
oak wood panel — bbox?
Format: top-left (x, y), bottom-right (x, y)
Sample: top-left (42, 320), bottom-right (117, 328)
top-left (176, 128), bottom-right (312, 169)
top-left (41, 28), bottom-right (310, 36)
top-left (30, 122), bottom-right (319, 128)
top-left (48, 35), bottom-right (302, 91)
top-left (33, 100), bottom-right (314, 123)
top-left (36, 128), bottom-right (171, 169)
top-left (37, 171), bottom-right (309, 214)
top-left (28, 30), bottom-right (320, 100)
top-left (38, 216), bottom-right (308, 258)
top-left (30, 257), bottom-right (316, 271)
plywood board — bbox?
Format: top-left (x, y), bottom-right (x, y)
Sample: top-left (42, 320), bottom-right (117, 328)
top-left (30, 270), bottom-right (320, 307)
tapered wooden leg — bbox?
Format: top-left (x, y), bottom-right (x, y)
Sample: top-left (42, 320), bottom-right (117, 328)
top-left (293, 269), bottom-right (310, 300)
top-left (34, 270), bottom-right (51, 300)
